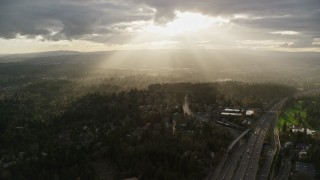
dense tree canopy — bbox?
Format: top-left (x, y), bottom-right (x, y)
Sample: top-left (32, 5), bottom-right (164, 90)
top-left (0, 80), bottom-right (295, 179)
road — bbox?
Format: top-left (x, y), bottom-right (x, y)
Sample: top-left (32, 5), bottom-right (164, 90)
top-left (259, 106), bottom-right (281, 180)
top-left (233, 100), bottom-right (286, 180)
top-left (219, 142), bottom-right (247, 180)
top-left (211, 90), bottom-right (320, 180)
top-left (212, 99), bottom-right (286, 180)
top-left (212, 129), bottom-right (250, 180)
top-left (183, 95), bottom-right (193, 116)
top-left (259, 147), bottom-right (276, 180)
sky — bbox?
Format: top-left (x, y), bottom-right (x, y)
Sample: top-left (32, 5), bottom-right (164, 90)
top-left (0, 0), bottom-right (319, 54)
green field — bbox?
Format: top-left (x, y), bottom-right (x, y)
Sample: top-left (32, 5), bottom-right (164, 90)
top-left (277, 100), bottom-right (307, 129)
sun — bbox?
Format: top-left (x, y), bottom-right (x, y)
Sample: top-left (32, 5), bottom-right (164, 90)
top-left (143, 11), bottom-right (216, 36)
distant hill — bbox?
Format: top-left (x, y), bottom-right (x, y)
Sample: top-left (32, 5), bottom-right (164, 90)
top-left (0, 49), bottom-right (319, 70)
top-left (0, 50), bottom-right (81, 62)
top-left (0, 49), bottom-right (319, 85)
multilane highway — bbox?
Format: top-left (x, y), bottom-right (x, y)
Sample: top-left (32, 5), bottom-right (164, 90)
top-left (212, 99), bottom-right (286, 180)
top-left (233, 100), bottom-right (286, 180)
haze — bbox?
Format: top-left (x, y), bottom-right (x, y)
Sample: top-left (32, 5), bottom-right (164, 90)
top-left (1, 1), bottom-right (320, 180)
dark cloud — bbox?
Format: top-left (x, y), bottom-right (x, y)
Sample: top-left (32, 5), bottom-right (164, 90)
top-left (0, 0), bottom-right (152, 40)
top-left (0, 0), bottom-right (319, 49)
top-left (130, 0), bottom-right (319, 20)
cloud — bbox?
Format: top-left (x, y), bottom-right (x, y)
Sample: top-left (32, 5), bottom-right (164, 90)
top-left (130, 0), bottom-right (320, 48)
top-left (0, 0), bottom-right (319, 50)
top-left (233, 12), bottom-right (320, 37)
top-left (236, 40), bottom-right (294, 49)
top-left (270, 31), bottom-right (299, 35)
top-left (0, 0), bottom-right (153, 40)
top-left (313, 38), bottom-right (320, 46)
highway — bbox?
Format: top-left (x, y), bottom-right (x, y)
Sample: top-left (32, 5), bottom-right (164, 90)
top-left (212, 99), bottom-right (286, 180)
top-left (211, 130), bottom-right (251, 180)
top-left (211, 90), bottom-right (320, 180)
top-left (233, 100), bottom-right (285, 180)
top-left (259, 107), bottom-right (281, 180)
top-left (219, 142), bottom-right (247, 180)
top-left (259, 147), bottom-right (276, 180)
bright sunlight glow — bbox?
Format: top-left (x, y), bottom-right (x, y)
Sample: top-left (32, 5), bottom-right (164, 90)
top-left (143, 12), bottom-right (221, 36)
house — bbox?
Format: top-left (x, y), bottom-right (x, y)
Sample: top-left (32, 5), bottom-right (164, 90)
top-left (291, 126), bottom-right (316, 135)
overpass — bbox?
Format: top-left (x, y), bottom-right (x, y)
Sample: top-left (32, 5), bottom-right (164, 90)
top-left (209, 128), bottom-right (251, 180)
top-left (227, 129), bottom-right (251, 152)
